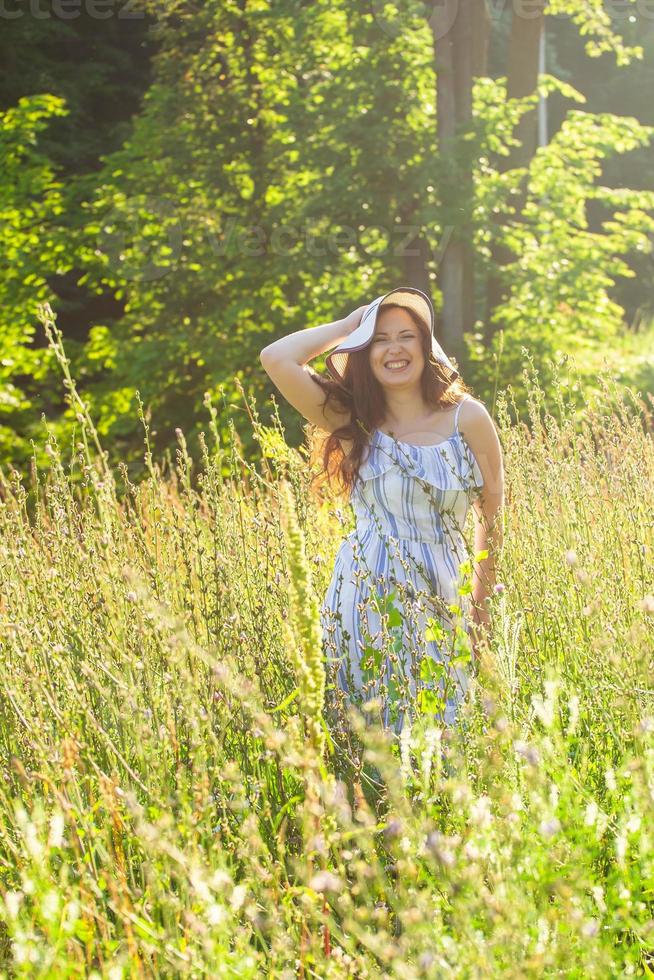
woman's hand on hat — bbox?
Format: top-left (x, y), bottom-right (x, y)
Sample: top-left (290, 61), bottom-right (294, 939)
top-left (342, 305), bottom-right (369, 334)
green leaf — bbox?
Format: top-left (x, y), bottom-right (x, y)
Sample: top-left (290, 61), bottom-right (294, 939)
top-left (419, 656), bottom-right (446, 683)
top-left (425, 617), bottom-right (446, 643)
top-left (418, 688), bottom-right (445, 716)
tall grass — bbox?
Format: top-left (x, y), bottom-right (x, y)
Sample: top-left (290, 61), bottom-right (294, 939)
top-left (0, 304), bottom-right (653, 976)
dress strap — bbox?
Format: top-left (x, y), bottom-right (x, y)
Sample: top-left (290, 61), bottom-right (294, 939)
top-left (453, 394), bottom-right (470, 434)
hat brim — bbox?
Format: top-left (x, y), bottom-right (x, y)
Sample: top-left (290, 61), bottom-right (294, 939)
top-left (325, 286), bottom-right (460, 384)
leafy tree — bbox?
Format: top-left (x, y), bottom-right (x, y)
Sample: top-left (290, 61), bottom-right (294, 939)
top-left (0, 95), bottom-right (70, 463)
top-left (2, 0), bottom-right (654, 476)
top-left (471, 78), bottom-right (654, 407)
top-left (73, 0), bottom-right (451, 470)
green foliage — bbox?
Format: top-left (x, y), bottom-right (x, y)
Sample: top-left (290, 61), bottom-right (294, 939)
top-left (0, 95), bottom-right (71, 462)
top-left (69, 0), bottom-right (446, 474)
top-left (471, 77), bottom-right (654, 414)
top-left (1, 2), bottom-right (654, 477)
top-left (546, 0), bottom-right (644, 66)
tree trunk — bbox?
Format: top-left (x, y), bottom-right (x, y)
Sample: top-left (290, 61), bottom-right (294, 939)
top-left (401, 228), bottom-right (432, 298)
top-left (431, 0), bottom-right (489, 364)
top-left (485, 3), bottom-right (546, 342)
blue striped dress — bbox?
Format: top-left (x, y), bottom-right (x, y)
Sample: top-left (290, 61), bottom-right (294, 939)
top-left (320, 394), bottom-right (485, 733)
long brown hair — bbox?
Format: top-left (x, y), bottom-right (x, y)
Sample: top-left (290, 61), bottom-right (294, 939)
top-left (307, 303), bottom-right (473, 499)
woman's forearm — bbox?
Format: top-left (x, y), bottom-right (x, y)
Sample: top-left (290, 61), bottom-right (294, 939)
top-left (472, 508), bottom-right (503, 608)
top-left (260, 317), bottom-right (352, 367)
top-left (472, 552), bottom-right (496, 607)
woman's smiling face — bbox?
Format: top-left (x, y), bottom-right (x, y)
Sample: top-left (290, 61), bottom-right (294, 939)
top-left (367, 306), bottom-right (425, 388)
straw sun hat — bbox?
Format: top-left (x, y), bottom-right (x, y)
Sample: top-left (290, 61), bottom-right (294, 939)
top-left (325, 286), bottom-right (460, 384)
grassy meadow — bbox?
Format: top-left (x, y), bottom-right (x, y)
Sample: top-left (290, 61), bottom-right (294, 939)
top-left (0, 308), bottom-right (654, 977)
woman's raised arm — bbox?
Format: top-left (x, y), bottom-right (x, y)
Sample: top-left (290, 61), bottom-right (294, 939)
top-left (259, 306), bottom-right (366, 433)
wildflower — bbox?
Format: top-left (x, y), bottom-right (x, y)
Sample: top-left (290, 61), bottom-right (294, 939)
top-left (469, 794), bottom-right (493, 829)
top-left (626, 814), bottom-right (641, 835)
top-left (639, 594), bottom-right (654, 614)
top-left (126, 591), bottom-right (137, 603)
top-left (615, 833), bottom-right (627, 861)
top-left (307, 834), bottom-right (327, 855)
top-left (539, 817), bottom-right (561, 839)
top-left (532, 683), bottom-right (557, 728)
top-left (565, 549), bottom-right (578, 566)
top-left (493, 582), bottom-right (506, 594)
top-left (383, 818), bottom-right (403, 840)
top-left (308, 871), bottom-right (343, 894)
top-left (591, 885), bottom-right (607, 912)
top-left (47, 811), bottom-right (65, 850)
top-left (3, 891), bottom-right (23, 919)
top-left (513, 739), bottom-right (540, 766)
top-left (278, 481), bottom-right (326, 757)
top-left (581, 918), bottom-right (599, 938)
top-left (206, 903), bottom-right (227, 925)
top-left (230, 885), bottom-right (247, 910)
top-left (41, 890), bottom-right (60, 923)
top-left (425, 831), bottom-right (456, 867)
top-left (584, 800), bottom-right (598, 827)
top-left (567, 694), bottom-right (580, 734)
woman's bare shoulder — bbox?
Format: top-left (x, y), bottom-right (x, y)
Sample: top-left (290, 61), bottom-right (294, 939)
top-left (458, 394), bottom-right (501, 446)
top-left (459, 394), bottom-right (492, 422)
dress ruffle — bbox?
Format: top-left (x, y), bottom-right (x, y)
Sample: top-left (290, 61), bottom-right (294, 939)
top-left (357, 429), bottom-right (484, 496)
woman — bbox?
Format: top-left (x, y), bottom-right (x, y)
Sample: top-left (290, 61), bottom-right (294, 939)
top-left (260, 286), bottom-right (504, 733)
